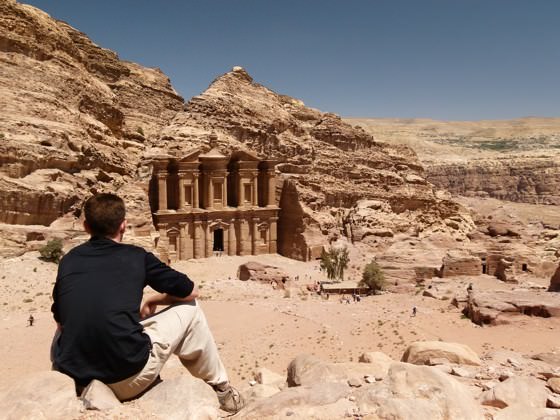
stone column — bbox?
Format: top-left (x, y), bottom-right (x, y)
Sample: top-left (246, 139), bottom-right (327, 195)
top-left (269, 217), bottom-right (278, 253)
top-left (252, 174), bottom-right (258, 207)
top-left (252, 218), bottom-right (258, 255)
top-left (267, 170), bottom-right (276, 207)
top-left (237, 219), bottom-right (245, 255)
top-left (179, 222), bottom-right (187, 260)
top-left (193, 173), bottom-right (199, 209)
top-left (193, 221), bottom-right (201, 259)
top-left (207, 176), bottom-right (214, 209)
top-left (178, 173), bottom-right (186, 209)
top-left (157, 172), bottom-right (168, 212)
top-left (223, 175), bottom-right (228, 207)
top-left (228, 221), bottom-right (235, 256)
top-left (157, 223), bottom-right (169, 263)
top-left (204, 223), bottom-right (211, 258)
top-left (238, 173), bottom-right (244, 207)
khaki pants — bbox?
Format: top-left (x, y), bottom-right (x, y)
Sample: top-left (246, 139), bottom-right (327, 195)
top-left (106, 301), bottom-right (229, 401)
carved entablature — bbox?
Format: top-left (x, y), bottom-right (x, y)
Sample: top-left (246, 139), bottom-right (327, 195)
top-left (150, 137), bottom-right (279, 262)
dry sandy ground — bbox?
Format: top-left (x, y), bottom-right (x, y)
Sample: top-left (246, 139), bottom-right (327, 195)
top-left (1, 248), bottom-right (559, 389)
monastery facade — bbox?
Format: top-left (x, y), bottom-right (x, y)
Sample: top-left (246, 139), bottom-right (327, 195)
top-left (151, 146), bottom-right (278, 262)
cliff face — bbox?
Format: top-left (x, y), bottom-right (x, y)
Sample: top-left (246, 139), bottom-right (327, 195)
top-left (348, 117), bottom-right (560, 206)
top-left (160, 68), bottom-right (473, 259)
top-left (0, 1), bottom-right (472, 258)
top-left (426, 156), bottom-right (560, 205)
top-left (0, 0), bottom-right (184, 226)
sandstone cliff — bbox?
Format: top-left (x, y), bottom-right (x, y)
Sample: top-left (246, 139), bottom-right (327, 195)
top-left (426, 156), bottom-right (560, 205)
top-left (348, 117), bottom-right (560, 205)
top-left (0, 0), bottom-right (472, 259)
top-left (0, 0), bottom-right (183, 228)
top-left (159, 67), bottom-right (473, 259)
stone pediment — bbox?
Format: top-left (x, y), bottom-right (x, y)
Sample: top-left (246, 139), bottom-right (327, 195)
top-left (179, 148), bottom-right (202, 163)
top-left (231, 149), bottom-right (260, 162)
top-left (199, 148), bottom-right (227, 160)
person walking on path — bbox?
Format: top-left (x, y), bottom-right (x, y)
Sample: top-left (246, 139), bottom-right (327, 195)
top-left (51, 193), bottom-right (244, 413)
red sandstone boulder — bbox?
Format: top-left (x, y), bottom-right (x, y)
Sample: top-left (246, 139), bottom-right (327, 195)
top-left (465, 290), bottom-right (560, 325)
top-left (237, 261), bottom-right (290, 289)
top-left (401, 341), bottom-right (481, 366)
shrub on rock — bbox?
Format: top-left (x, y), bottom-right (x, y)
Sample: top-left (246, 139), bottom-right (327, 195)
top-left (39, 238), bottom-right (64, 263)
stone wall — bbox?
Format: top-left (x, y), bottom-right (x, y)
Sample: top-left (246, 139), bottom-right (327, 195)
top-left (441, 253), bottom-right (482, 277)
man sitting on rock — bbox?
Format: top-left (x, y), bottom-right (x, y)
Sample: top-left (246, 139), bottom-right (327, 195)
top-left (51, 193), bottom-right (244, 413)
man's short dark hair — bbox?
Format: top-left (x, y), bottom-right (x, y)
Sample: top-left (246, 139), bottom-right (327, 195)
top-left (84, 193), bottom-right (126, 237)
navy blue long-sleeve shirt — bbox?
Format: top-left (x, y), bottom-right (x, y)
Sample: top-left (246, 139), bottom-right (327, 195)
top-left (51, 236), bottom-right (194, 386)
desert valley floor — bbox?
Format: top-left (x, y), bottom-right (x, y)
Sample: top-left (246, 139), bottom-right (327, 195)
top-left (1, 207), bottom-right (558, 387)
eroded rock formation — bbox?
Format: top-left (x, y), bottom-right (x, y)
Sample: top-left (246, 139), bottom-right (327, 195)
top-left (348, 117), bottom-right (560, 205)
top-left (0, 0), bottom-right (183, 229)
top-left (0, 0), bottom-right (473, 259)
top-left (426, 157), bottom-right (560, 205)
top-left (159, 67), bottom-right (473, 260)
top-left (464, 290), bottom-right (560, 325)
top-left (4, 345), bottom-right (560, 419)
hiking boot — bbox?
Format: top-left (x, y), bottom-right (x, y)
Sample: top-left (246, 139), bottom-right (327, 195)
top-left (216, 384), bottom-right (245, 414)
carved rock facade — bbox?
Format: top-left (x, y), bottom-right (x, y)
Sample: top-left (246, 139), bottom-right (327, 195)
top-left (152, 144), bottom-right (278, 261)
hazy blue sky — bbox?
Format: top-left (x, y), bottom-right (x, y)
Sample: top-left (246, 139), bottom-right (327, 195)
top-left (23, 0), bottom-right (560, 120)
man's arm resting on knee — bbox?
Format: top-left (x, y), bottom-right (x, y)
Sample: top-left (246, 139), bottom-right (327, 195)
top-left (140, 286), bottom-right (199, 319)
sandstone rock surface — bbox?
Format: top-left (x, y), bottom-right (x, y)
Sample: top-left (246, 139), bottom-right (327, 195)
top-left (464, 290), bottom-right (560, 325)
top-left (137, 375), bottom-right (219, 420)
top-left (80, 379), bottom-right (121, 411)
top-left (348, 117), bottom-right (560, 205)
top-left (550, 263), bottom-right (560, 292)
top-left (237, 261), bottom-right (290, 288)
top-left (492, 404), bottom-right (560, 420)
top-left (0, 371), bottom-right (82, 420)
top-left (355, 362), bottom-right (485, 420)
top-left (480, 376), bottom-right (549, 409)
top-left (549, 377), bottom-right (560, 394)
top-left (401, 341), bottom-right (482, 366)
top-left (0, 0), bottom-right (182, 232)
top-left (0, 0), bottom-right (474, 262)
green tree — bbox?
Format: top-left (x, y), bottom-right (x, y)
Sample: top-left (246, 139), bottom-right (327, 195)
top-left (320, 244), bottom-right (350, 282)
top-left (360, 260), bottom-right (386, 293)
top-left (39, 238), bottom-right (64, 263)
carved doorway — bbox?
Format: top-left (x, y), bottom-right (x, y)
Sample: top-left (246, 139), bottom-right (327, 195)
top-left (213, 228), bottom-right (224, 252)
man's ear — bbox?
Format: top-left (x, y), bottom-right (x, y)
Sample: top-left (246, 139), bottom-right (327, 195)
top-left (83, 220), bottom-right (92, 235)
top-left (117, 220), bottom-right (127, 240)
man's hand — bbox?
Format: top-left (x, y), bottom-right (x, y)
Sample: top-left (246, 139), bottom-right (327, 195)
top-left (140, 295), bottom-right (159, 319)
top-left (140, 287), bottom-right (199, 319)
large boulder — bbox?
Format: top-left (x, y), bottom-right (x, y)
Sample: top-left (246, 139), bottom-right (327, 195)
top-left (354, 362), bottom-right (485, 420)
top-left (287, 353), bottom-right (391, 387)
top-left (237, 261), bottom-right (290, 289)
top-left (136, 375), bottom-right (219, 420)
top-left (401, 341), bottom-right (481, 366)
top-left (480, 376), bottom-right (549, 409)
top-left (492, 404), bottom-right (560, 420)
top-left (254, 367), bottom-right (285, 387)
top-left (237, 382), bottom-right (352, 420)
top-left (465, 290), bottom-right (560, 325)
top-left (0, 371), bottom-right (82, 420)
top-left (81, 379), bottom-right (121, 411)
top-left (549, 378), bottom-right (560, 394)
